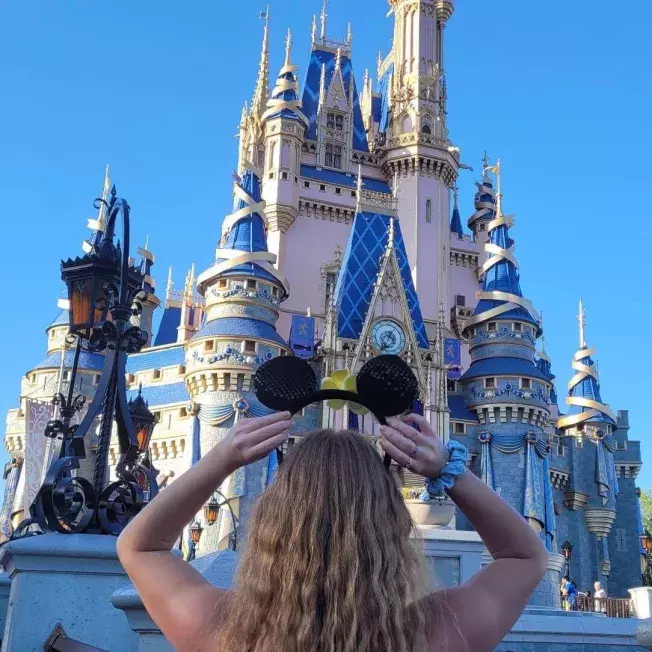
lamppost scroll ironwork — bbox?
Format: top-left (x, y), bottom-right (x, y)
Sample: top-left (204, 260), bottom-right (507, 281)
top-left (32, 187), bottom-right (159, 537)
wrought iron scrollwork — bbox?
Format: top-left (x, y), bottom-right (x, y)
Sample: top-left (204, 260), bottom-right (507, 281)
top-left (33, 188), bottom-right (159, 537)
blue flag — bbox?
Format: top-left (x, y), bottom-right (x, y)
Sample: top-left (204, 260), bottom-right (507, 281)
top-left (290, 315), bottom-right (315, 360)
top-left (445, 338), bottom-right (462, 379)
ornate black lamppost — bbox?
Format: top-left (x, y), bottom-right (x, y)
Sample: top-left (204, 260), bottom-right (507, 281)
top-left (32, 187), bottom-right (159, 536)
top-left (187, 521), bottom-right (204, 561)
top-left (203, 490), bottom-right (239, 552)
top-left (561, 540), bottom-right (573, 579)
top-left (640, 529), bottom-right (652, 586)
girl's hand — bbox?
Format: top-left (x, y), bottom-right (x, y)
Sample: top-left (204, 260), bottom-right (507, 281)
top-left (379, 413), bottom-right (449, 479)
top-left (220, 412), bottom-right (294, 472)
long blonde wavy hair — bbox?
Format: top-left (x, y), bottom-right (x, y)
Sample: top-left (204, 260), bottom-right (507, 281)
top-left (217, 429), bottom-right (431, 652)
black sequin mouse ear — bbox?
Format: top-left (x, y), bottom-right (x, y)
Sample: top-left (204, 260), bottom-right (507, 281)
top-left (254, 354), bottom-right (419, 424)
top-left (356, 355), bottom-right (419, 424)
top-left (253, 356), bottom-right (318, 414)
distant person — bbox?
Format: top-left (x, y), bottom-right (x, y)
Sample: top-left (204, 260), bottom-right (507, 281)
top-left (561, 576), bottom-right (578, 611)
top-left (594, 582), bottom-right (607, 613)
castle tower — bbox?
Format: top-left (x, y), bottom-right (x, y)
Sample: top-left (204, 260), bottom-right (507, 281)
top-left (261, 29), bottom-right (309, 270)
top-left (238, 10), bottom-right (271, 173)
top-left (190, 168), bottom-right (291, 552)
top-left (557, 301), bottom-right (619, 591)
top-left (460, 164), bottom-right (561, 607)
top-left (381, 0), bottom-right (460, 326)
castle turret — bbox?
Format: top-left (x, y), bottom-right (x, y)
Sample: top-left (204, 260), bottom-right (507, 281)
top-left (382, 0), bottom-right (460, 325)
top-left (449, 185), bottom-right (463, 238)
top-left (190, 167), bottom-right (291, 552)
top-left (557, 301), bottom-right (619, 589)
top-left (132, 237), bottom-right (161, 347)
top-left (460, 162), bottom-right (560, 607)
top-left (261, 29), bottom-right (309, 241)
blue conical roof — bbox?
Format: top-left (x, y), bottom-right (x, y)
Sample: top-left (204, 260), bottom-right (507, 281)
top-left (559, 347), bottom-right (616, 428)
top-left (470, 217), bottom-right (539, 329)
top-left (450, 194), bottom-right (464, 237)
top-left (223, 171), bottom-right (267, 253)
top-left (218, 170), bottom-right (277, 284)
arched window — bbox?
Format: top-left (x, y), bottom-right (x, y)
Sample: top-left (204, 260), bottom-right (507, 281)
top-left (402, 114), bottom-right (413, 133)
top-left (268, 141), bottom-right (277, 170)
top-left (422, 115), bottom-right (433, 135)
top-left (425, 199), bottom-right (432, 223)
top-left (281, 140), bottom-right (291, 168)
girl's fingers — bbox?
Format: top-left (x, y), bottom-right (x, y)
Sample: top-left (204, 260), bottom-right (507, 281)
top-left (379, 436), bottom-right (412, 469)
top-left (380, 425), bottom-right (418, 457)
top-left (244, 420), bottom-right (294, 447)
top-left (386, 418), bottom-right (428, 445)
top-left (248, 431), bottom-right (289, 461)
top-left (403, 413), bottom-right (436, 438)
top-left (239, 412), bottom-right (292, 433)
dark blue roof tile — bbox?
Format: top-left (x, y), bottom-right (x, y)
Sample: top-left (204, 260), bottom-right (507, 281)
top-left (460, 356), bottom-right (549, 382)
top-left (127, 382), bottom-right (189, 407)
top-left (32, 351), bottom-right (105, 372)
top-left (448, 394), bottom-right (478, 422)
top-left (126, 346), bottom-right (186, 373)
top-left (194, 317), bottom-right (287, 347)
top-left (301, 165), bottom-right (390, 193)
top-left (154, 307), bottom-right (181, 347)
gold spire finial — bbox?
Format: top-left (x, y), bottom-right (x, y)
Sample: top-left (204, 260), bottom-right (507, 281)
top-left (251, 7), bottom-right (271, 118)
top-left (578, 299), bottom-right (587, 348)
top-left (166, 267), bottom-right (174, 300)
top-left (311, 14), bottom-right (318, 44)
top-left (483, 157), bottom-right (502, 216)
top-left (284, 28), bottom-right (293, 68)
top-left (320, 0), bottom-right (328, 40)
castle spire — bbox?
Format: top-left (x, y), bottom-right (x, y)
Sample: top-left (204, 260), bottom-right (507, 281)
top-left (558, 302), bottom-right (616, 431)
top-left (251, 7), bottom-right (271, 119)
top-left (578, 299), bottom-right (587, 349)
top-left (311, 14), bottom-right (318, 44)
top-left (464, 159), bottom-right (540, 335)
top-left (284, 28), bottom-right (293, 69)
top-left (82, 164), bottom-right (111, 254)
top-left (320, 0), bottom-right (328, 40)
top-left (450, 185), bottom-right (463, 237)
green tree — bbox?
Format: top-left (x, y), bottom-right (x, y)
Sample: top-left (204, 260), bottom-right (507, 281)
top-left (641, 489), bottom-right (652, 533)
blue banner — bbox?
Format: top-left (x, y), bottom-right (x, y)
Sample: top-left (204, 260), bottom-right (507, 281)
top-left (289, 315), bottom-right (315, 360)
top-left (445, 338), bottom-right (462, 379)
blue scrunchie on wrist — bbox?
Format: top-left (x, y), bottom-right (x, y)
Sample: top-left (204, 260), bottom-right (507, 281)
top-left (421, 440), bottom-right (469, 501)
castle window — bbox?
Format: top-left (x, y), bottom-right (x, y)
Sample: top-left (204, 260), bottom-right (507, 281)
top-left (454, 422), bottom-right (465, 435)
top-left (63, 370), bottom-right (71, 381)
top-left (93, 374), bottom-right (100, 385)
top-left (304, 181), bottom-right (310, 189)
top-left (320, 184), bottom-right (326, 192)
top-left (325, 271), bottom-right (337, 311)
top-left (127, 373), bottom-right (136, 385)
top-left (219, 279), bottom-right (228, 289)
top-left (327, 113), bottom-right (335, 129)
top-left (422, 123), bottom-right (432, 135)
top-left (327, 112), bottom-right (344, 132)
top-left (325, 144), bottom-right (343, 169)
top-left (244, 340), bottom-right (256, 353)
top-left (521, 378), bottom-right (531, 390)
top-left (269, 141), bottom-right (276, 169)
top-left (425, 199), bottom-right (432, 223)
top-left (178, 365), bottom-right (186, 376)
top-left (351, 190), bottom-right (356, 198)
top-left (487, 322), bottom-right (497, 332)
top-left (272, 287), bottom-right (279, 297)
top-left (281, 140), bottom-right (291, 168)
top-left (335, 187), bottom-right (341, 195)
top-left (204, 340), bottom-right (215, 353)
top-left (447, 379), bottom-right (457, 392)
top-left (422, 115), bottom-right (433, 134)
top-left (479, 223), bottom-right (487, 232)
top-left (513, 323), bottom-right (523, 332)
top-left (614, 529), bottom-right (628, 553)
top-left (152, 369), bottom-right (162, 380)
top-left (246, 279), bottom-right (257, 290)
top-left (180, 407), bottom-right (188, 418)
top-left (455, 294), bottom-right (466, 307)
top-left (485, 378), bottom-right (496, 389)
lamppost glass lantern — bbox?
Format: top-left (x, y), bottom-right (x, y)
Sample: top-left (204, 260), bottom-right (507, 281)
top-left (61, 254), bottom-right (120, 336)
top-left (128, 387), bottom-right (157, 454)
top-left (189, 520), bottom-right (203, 545)
top-left (640, 530), bottom-right (652, 553)
top-left (203, 495), bottom-right (221, 527)
top-left (561, 540), bottom-right (573, 560)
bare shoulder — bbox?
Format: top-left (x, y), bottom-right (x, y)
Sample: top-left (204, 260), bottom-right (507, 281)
top-left (414, 591), bottom-right (469, 652)
top-left (181, 588), bottom-right (234, 652)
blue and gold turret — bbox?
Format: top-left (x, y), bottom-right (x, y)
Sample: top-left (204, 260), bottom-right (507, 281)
top-left (556, 301), bottom-right (620, 590)
top-left (460, 161), bottom-right (561, 608)
top-left (467, 154), bottom-right (497, 240)
top-left (189, 167), bottom-right (291, 552)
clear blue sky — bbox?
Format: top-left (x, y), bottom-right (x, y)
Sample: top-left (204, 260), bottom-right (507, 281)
top-left (0, 1), bottom-right (649, 496)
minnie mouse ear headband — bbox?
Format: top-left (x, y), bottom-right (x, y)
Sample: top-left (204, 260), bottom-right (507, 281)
top-left (253, 354), bottom-right (419, 466)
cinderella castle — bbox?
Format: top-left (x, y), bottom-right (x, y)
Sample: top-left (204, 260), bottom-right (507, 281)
top-left (1, 0), bottom-right (645, 624)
